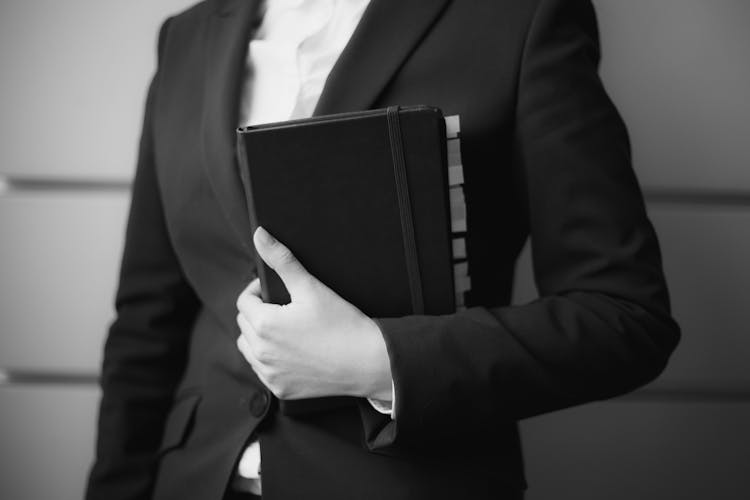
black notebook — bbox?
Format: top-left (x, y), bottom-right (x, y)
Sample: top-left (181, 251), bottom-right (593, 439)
top-left (236, 105), bottom-right (464, 318)
top-left (236, 106), bottom-right (469, 416)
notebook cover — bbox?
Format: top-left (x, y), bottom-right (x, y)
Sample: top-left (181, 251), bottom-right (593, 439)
top-left (237, 106), bottom-right (455, 316)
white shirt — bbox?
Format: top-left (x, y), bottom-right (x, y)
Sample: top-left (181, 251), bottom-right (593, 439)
top-left (238, 0), bottom-right (371, 127)
top-left (234, 0), bottom-right (395, 493)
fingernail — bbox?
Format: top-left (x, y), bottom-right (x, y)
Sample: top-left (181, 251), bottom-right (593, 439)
top-left (255, 226), bottom-right (276, 246)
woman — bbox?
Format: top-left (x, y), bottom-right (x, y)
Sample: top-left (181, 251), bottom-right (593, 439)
top-left (86, 0), bottom-right (680, 499)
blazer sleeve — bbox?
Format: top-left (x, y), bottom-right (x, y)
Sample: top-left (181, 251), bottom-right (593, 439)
top-left (85, 18), bottom-right (200, 500)
top-left (362, 0), bottom-right (680, 451)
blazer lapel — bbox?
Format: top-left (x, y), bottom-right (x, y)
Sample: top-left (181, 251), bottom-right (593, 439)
top-left (314, 0), bottom-right (453, 115)
top-left (201, 0), bottom-right (451, 246)
top-left (201, 0), bottom-right (261, 250)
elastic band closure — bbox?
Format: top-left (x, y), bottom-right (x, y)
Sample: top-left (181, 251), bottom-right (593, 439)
top-left (386, 106), bottom-right (424, 314)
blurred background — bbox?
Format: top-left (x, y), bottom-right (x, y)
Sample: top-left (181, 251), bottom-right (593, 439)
top-left (1, 0), bottom-right (748, 498)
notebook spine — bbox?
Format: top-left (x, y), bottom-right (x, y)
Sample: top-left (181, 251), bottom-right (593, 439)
top-left (386, 106), bottom-right (425, 315)
top-left (236, 133), bottom-right (271, 303)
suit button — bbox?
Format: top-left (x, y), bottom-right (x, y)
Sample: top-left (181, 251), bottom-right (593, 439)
top-left (248, 391), bottom-right (270, 417)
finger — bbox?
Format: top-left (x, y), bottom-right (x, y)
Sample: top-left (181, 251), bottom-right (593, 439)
top-left (237, 332), bottom-right (257, 366)
top-left (237, 332), bottom-right (253, 359)
top-left (236, 311), bottom-right (256, 339)
top-left (253, 226), bottom-right (312, 298)
top-left (239, 278), bottom-right (262, 299)
top-left (236, 334), bottom-right (273, 389)
top-left (236, 314), bottom-right (267, 364)
top-left (247, 277), bottom-right (262, 297)
top-left (236, 293), bottom-right (280, 339)
top-left (237, 282), bottom-right (279, 320)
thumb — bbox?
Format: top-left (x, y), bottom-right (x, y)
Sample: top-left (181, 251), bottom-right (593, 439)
top-left (253, 226), bottom-right (311, 296)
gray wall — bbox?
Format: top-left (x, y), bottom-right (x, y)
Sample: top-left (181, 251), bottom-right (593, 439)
top-left (1, 1), bottom-right (748, 498)
top-left (0, 2), bottom-right (199, 498)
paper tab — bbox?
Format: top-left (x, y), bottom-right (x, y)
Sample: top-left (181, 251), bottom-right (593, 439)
top-left (455, 290), bottom-right (465, 307)
top-left (449, 186), bottom-right (466, 232)
top-left (449, 185), bottom-right (464, 205)
top-left (451, 218), bottom-right (466, 233)
top-left (444, 115), bottom-right (461, 139)
top-left (453, 261), bottom-right (469, 279)
top-left (454, 274), bottom-right (472, 294)
top-left (447, 139), bottom-right (462, 168)
top-left (452, 238), bottom-right (466, 260)
top-left (448, 165), bottom-right (464, 186)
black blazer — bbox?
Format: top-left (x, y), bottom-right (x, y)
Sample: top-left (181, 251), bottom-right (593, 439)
top-left (87, 0), bottom-right (680, 499)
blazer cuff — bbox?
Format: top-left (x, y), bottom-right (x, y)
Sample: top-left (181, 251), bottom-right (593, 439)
top-left (366, 380), bottom-right (396, 419)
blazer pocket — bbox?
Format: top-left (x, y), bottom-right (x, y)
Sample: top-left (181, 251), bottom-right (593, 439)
top-left (158, 393), bottom-right (201, 455)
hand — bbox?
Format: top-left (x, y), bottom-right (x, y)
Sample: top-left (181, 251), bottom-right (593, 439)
top-left (236, 227), bottom-right (393, 401)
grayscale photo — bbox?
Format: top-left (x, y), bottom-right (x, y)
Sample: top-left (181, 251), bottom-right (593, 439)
top-left (1, 0), bottom-right (748, 499)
